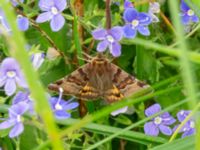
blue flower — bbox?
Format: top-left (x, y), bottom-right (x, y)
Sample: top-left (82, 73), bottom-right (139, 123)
top-left (92, 26), bottom-right (123, 57)
top-left (0, 58), bottom-right (28, 96)
top-left (36, 0), bottom-right (67, 32)
top-left (49, 88), bottom-right (79, 119)
top-left (173, 110), bottom-right (195, 138)
top-left (17, 15), bottom-right (29, 31)
top-left (0, 102), bottom-right (29, 138)
top-left (180, 0), bottom-right (199, 25)
top-left (123, 8), bottom-right (152, 39)
top-left (144, 104), bottom-right (176, 136)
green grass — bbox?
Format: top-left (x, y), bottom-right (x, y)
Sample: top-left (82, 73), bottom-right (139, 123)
top-left (0, 0), bottom-right (200, 150)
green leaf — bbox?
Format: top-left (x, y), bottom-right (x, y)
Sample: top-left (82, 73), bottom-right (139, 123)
top-left (150, 136), bottom-right (195, 150)
top-left (112, 115), bottom-right (132, 125)
top-left (57, 118), bottom-right (167, 145)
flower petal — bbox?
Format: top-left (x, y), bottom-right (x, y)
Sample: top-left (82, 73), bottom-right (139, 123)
top-left (0, 119), bottom-right (15, 129)
top-left (181, 15), bottom-right (190, 25)
top-left (97, 40), bottom-right (109, 52)
top-left (192, 15), bottom-right (199, 23)
top-left (144, 122), bottom-right (159, 136)
top-left (137, 25), bottom-right (150, 36)
top-left (92, 28), bottom-right (107, 40)
top-left (0, 76), bottom-right (6, 87)
top-left (54, 110), bottom-right (70, 119)
top-left (54, 0), bottom-right (67, 12)
top-left (138, 13), bottom-right (152, 25)
top-left (5, 79), bottom-right (16, 96)
top-left (0, 58), bottom-right (20, 74)
top-left (12, 91), bottom-right (29, 104)
top-left (124, 0), bottom-right (133, 9)
top-left (36, 12), bottom-right (53, 23)
top-left (38, 0), bottom-right (54, 11)
top-left (145, 103), bottom-right (161, 117)
top-left (109, 26), bottom-right (123, 41)
top-left (9, 123), bottom-right (24, 138)
top-left (17, 16), bottom-right (29, 31)
top-left (109, 42), bottom-right (121, 57)
top-left (180, 0), bottom-right (190, 12)
top-left (159, 124), bottom-right (172, 135)
top-left (177, 110), bottom-right (190, 122)
top-left (111, 106), bottom-right (128, 116)
top-left (50, 14), bottom-right (65, 32)
top-left (182, 128), bottom-right (195, 138)
top-left (123, 24), bottom-right (136, 39)
top-left (123, 8), bottom-right (138, 22)
top-left (161, 112), bottom-right (176, 125)
top-left (63, 102), bottom-right (79, 110)
top-left (9, 102), bottom-right (29, 116)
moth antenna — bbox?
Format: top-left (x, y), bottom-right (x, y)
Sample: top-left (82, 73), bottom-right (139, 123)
top-left (77, 56), bottom-right (91, 63)
top-left (81, 51), bottom-right (93, 60)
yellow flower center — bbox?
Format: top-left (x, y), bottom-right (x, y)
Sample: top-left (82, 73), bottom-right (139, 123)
top-left (106, 35), bottom-right (114, 43)
top-left (51, 7), bottom-right (59, 15)
top-left (6, 71), bottom-right (16, 78)
top-left (154, 116), bottom-right (162, 125)
top-left (187, 9), bottom-right (194, 16)
top-left (131, 19), bottom-right (139, 27)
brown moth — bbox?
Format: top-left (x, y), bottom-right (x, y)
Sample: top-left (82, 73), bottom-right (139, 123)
top-left (48, 53), bottom-right (149, 103)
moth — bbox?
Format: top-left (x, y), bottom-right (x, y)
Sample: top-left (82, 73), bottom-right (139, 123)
top-left (48, 53), bottom-right (149, 103)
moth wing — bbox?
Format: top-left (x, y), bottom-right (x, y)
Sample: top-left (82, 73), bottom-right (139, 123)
top-left (110, 63), bottom-right (150, 98)
top-left (48, 63), bottom-right (87, 96)
top-left (48, 63), bottom-right (100, 100)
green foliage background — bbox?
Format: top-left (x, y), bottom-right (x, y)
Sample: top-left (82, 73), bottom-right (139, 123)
top-left (0, 0), bottom-right (200, 150)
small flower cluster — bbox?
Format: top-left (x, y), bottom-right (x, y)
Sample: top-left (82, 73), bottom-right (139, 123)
top-left (92, 0), bottom-right (155, 57)
top-left (144, 103), bottom-right (196, 138)
top-left (92, 0), bottom-right (199, 57)
top-left (0, 56), bottom-right (79, 138)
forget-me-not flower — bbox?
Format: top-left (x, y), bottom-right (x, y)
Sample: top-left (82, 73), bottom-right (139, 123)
top-left (173, 110), bottom-right (195, 138)
top-left (49, 88), bottom-right (79, 119)
top-left (144, 103), bottom-right (176, 136)
top-left (123, 8), bottom-right (152, 39)
top-left (92, 26), bottom-right (123, 57)
top-left (0, 57), bottom-right (28, 96)
top-left (0, 102), bottom-right (29, 138)
top-left (36, 0), bottom-right (67, 32)
top-left (180, 0), bottom-right (199, 25)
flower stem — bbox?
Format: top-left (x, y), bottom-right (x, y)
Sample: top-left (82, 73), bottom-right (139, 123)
top-left (106, 0), bottom-right (111, 29)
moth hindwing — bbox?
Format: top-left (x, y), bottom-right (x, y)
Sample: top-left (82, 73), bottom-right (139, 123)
top-left (48, 54), bottom-right (149, 103)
